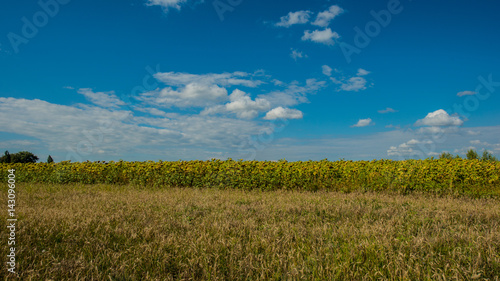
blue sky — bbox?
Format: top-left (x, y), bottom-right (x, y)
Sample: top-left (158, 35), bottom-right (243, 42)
top-left (1, 0), bottom-right (499, 162)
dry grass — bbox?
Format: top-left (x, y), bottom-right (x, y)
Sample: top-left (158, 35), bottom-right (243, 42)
top-left (1, 183), bottom-right (500, 280)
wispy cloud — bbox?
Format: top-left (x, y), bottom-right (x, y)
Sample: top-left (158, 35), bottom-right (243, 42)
top-left (387, 139), bottom-right (433, 157)
top-left (378, 107), bottom-right (398, 114)
top-left (290, 48), bottom-right (308, 61)
top-left (275, 10), bottom-right (312, 27)
top-left (340, 77), bottom-right (367, 92)
top-left (457, 90), bottom-right (477, 97)
top-left (146, 0), bottom-right (188, 12)
top-left (312, 5), bottom-right (344, 27)
top-left (356, 68), bottom-right (370, 76)
top-left (77, 88), bottom-right (126, 108)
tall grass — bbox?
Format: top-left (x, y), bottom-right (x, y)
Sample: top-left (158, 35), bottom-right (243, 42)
top-left (1, 183), bottom-right (499, 280)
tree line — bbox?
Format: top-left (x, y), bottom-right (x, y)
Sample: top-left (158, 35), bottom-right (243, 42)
top-left (0, 151), bottom-right (53, 163)
top-left (439, 149), bottom-right (498, 161)
top-left (0, 149), bottom-right (497, 163)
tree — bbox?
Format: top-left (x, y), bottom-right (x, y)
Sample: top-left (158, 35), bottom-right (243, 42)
top-left (466, 149), bottom-right (479, 160)
top-left (47, 155), bottom-right (54, 163)
top-left (0, 151), bottom-right (11, 163)
top-left (439, 152), bottom-right (454, 160)
top-left (10, 151), bottom-right (39, 163)
top-left (481, 150), bottom-right (498, 162)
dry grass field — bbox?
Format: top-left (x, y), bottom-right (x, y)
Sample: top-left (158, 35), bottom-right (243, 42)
top-left (1, 183), bottom-right (500, 280)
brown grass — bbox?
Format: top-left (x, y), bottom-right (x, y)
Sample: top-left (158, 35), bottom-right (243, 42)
top-left (1, 183), bottom-right (499, 280)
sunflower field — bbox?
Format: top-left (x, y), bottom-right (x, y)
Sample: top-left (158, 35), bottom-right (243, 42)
top-left (1, 159), bottom-right (499, 197)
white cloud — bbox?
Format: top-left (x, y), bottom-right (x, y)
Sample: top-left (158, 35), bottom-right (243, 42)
top-left (0, 139), bottom-right (41, 150)
top-left (154, 71), bottom-right (263, 88)
top-left (77, 88), bottom-right (126, 108)
top-left (330, 69), bottom-right (371, 92)
top-left (351, 118), bottom-right (374, 128)
top-left (261, 79), bottom-right (326, 107)
top-left (387, 139), bottom-right (433, 157)
top-left (138, 71), bottom-right (267, 109)
top-left (263, 107), bottom-right (303, 120)
top-left (146, 0), bottom-right (187, 11)
top-left (378, 107), bottom-right (397, 114)
top-left (356, 68), bottom-right (370, 76)
top-left (302, 28), bottom-right (339, 45)
top-left (322, 65), bottom-right (332, 76)
top-left (416, 126), bottom-right (460, 135)
top-left (276, 10), bottom-right (312, 27)
top-left (139, 83), bottom-right (228, 108)
top-left (470, 140), bottom-right (482, 145)
top-left (386, 124), bottom-right (401, 129)
top-left (467, 130), bottom-right (480, 136)
top-left (415, 109), bottom-right (464, 127)
top-left (290, 49), bottom-right (307, 61)
top-left (457, 91), bottom-right (477, 97)
top-left (312, 5), bottom-right (344, 27)
top-left (202, 89), bottom-right (271, 119)
top-left (340, 77), bottom-right (367, 92)
top-left (0, 97), bottom-right (275, 161)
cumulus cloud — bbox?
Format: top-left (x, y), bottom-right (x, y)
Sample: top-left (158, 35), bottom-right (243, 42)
top-left (202, 89), bottom-right (271, 119)
top-left (276, 10), bottom-right (312, 27)
top-left (77, 88), bottom-right (126, 108)
top-left (340, 77), bottom-right (367, 92)
top-left (415, 109), bottom-right (464, 127)
top-left (263, 107), bottom-right (303, 120)
top-left (138, 71), bottom-right (267, 109)
top-left (322, 65), bottom-right (332, 76)
top-left (312, 5), bottom-right (344, 27)
top-left (0, 97), bottom-right (273, 160)
top-left (302, 28), bottom-right (339, 45)
top-left (457, 91), bottom-right (477, 97)
top-left (378, 107), bottom-right (398, 114)
top-left (351, 118), bottom-right (374, 128)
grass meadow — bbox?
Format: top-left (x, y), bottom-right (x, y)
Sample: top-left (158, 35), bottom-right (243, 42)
top-left (1, 183), bottom-right (499, 280)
